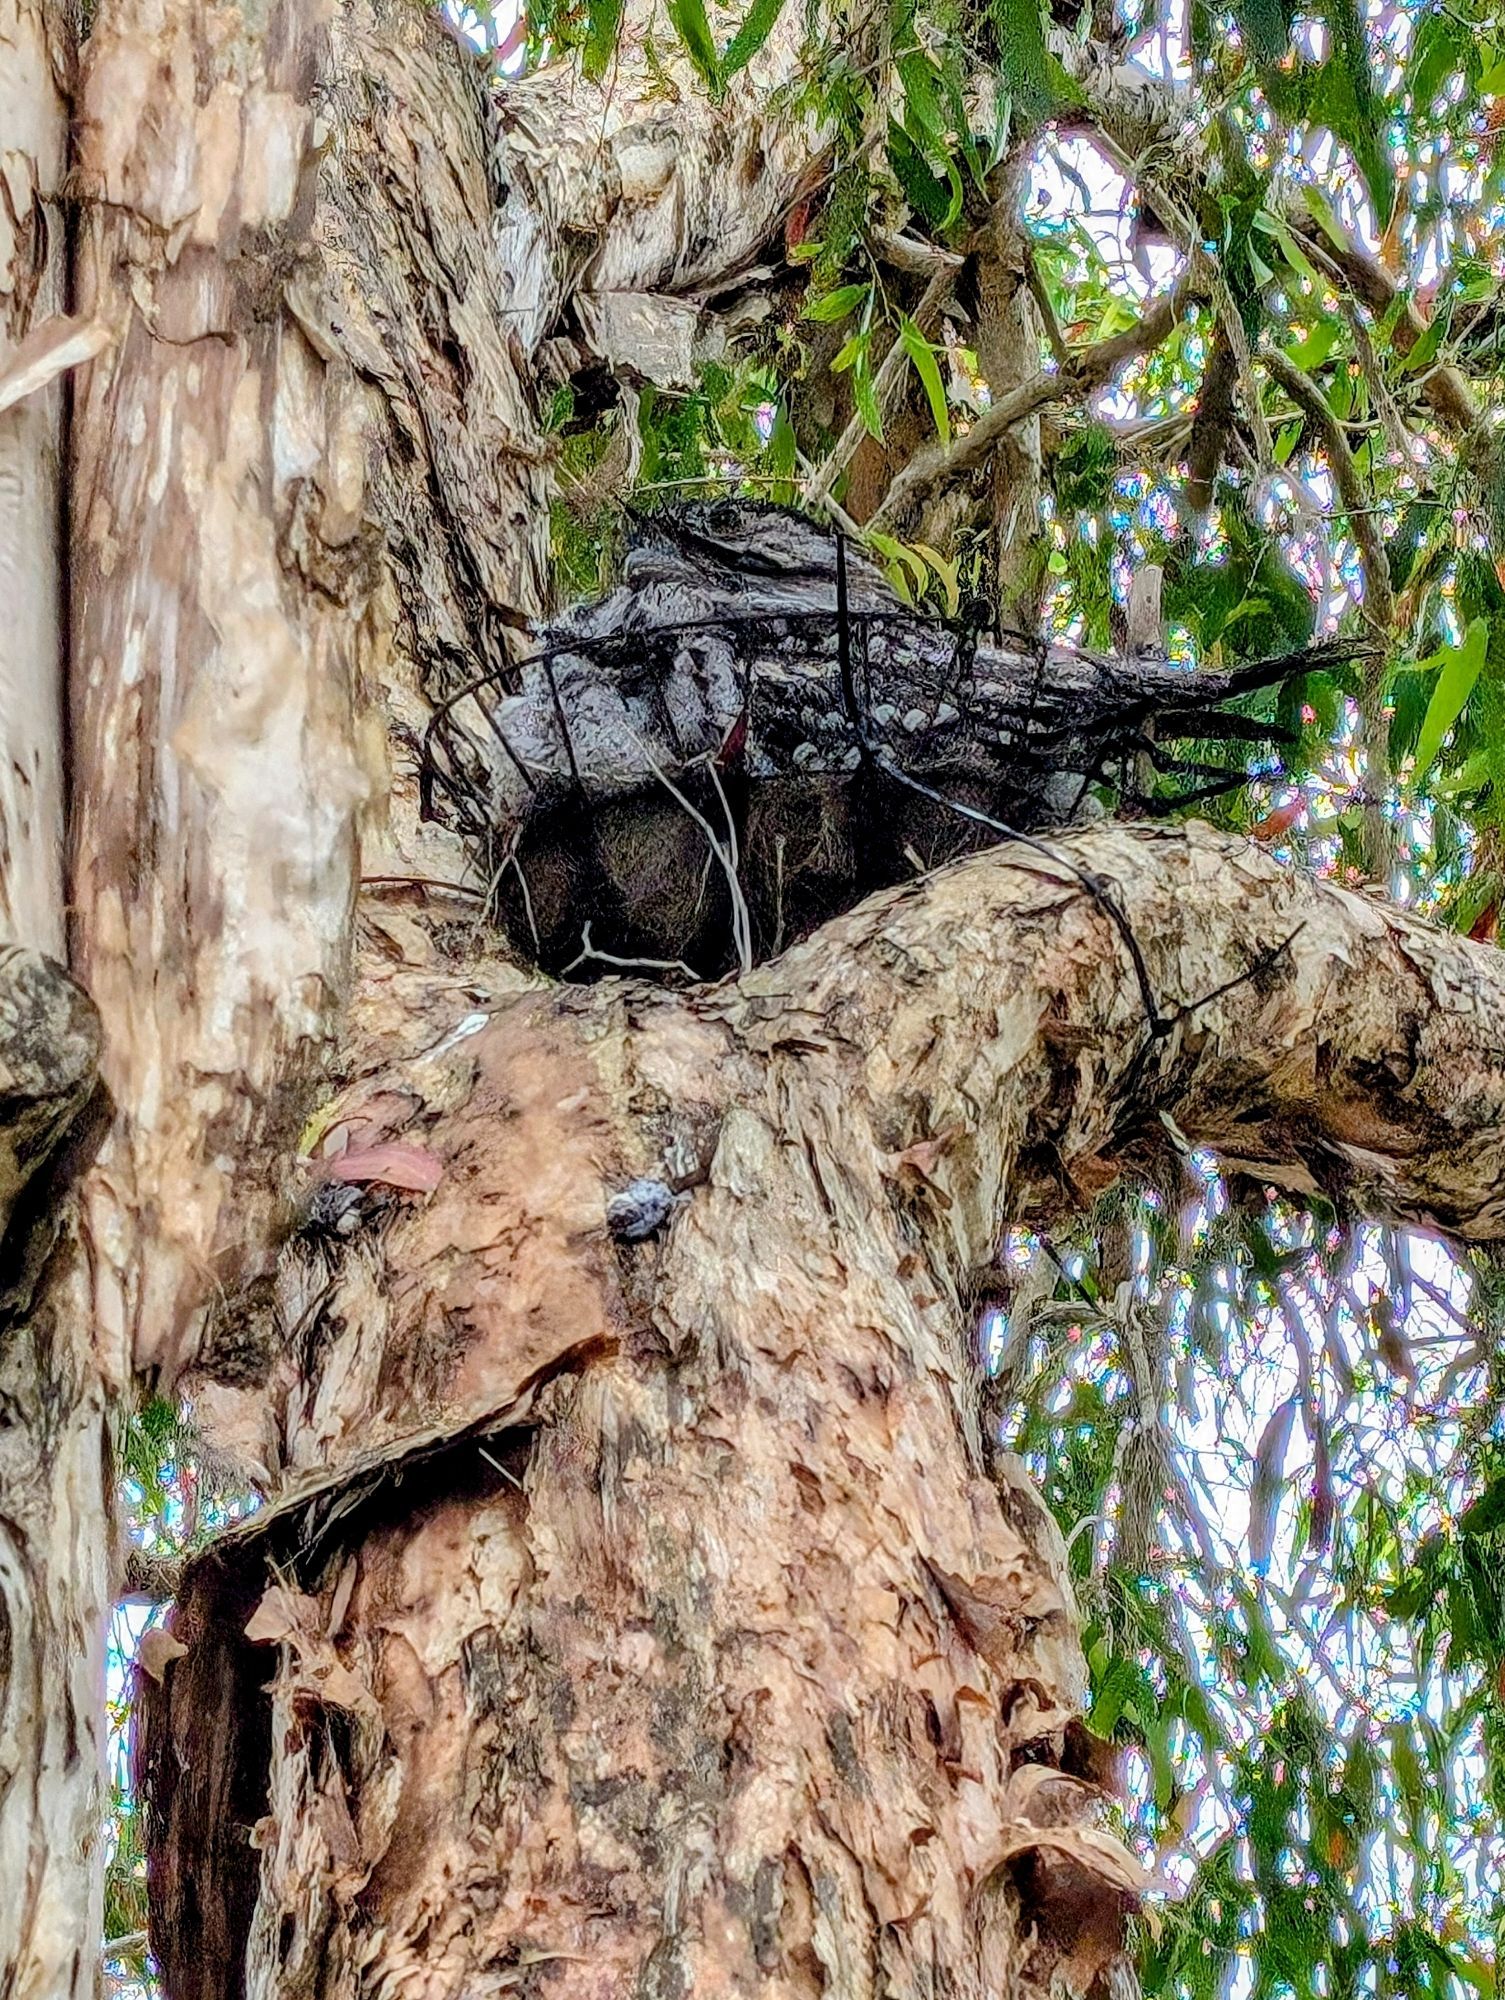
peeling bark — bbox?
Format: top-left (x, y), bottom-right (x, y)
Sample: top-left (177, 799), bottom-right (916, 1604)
top-left (0, 18), bottom-right (120, 1996)
top-left (968, 202), bottom-right (1047, 621)
top-left (36, 6), bottom-right (1505, 1998)
top-left (0, 949), bottom-right (108, 2000)
top-left (142, 822), bottom-right (1505, 2000)
top-left (69, 0), bottom-right (378, 1383)
top-left (65, 0), bottom-right (832, 1386)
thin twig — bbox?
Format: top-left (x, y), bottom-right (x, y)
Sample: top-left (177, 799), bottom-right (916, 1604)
top-left (361, 874), bottom-right (487, 900)
top-left (620, 726), bottom-right (753, 974)
top-left (1023, 241), bottom-right (1071, 369)
top-left (1259, 345), bottom-right (1395, 637)
top-left (562, 922), bottom-right (698, 982)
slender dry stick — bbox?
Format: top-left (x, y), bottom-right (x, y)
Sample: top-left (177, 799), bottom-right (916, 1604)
top-left (1261, 344), bottom-right (1396, 880)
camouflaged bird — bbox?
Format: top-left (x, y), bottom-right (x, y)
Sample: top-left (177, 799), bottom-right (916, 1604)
top-left (421, 501), bottom-right (1353, 980)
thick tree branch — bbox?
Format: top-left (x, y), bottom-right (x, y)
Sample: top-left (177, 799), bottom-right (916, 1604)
top-left (151, 819), bottom-right (1505, 2000)
top-left (1184, 326), bottom-right (1237, 514)
top-left (738, 821), bottom-right (1505, 1253)
top-left (1288, 219), bottom-right (1481, 438)
top-left (0, 0), bottom-right (70, 958)
top-left (65, 0), bottom-right (836, 1383)
top-left (191, 819), bottom-right (1505, 1507)
top-left (1056, 45), bottom-right (1489, 452)
top-left (492, 1), bottom-right (825, 358)
top-left (872, 259), bottom-right (1204, 527)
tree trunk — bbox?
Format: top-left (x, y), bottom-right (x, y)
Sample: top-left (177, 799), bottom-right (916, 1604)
top-left (0, 0), bottom-right (70, 958)
top-left (0, 948), bottom-right (108, 2000)
top-left (0, 11), bottom-right (119, 1996)
top-left (140, 825), bottom-right (1505, 2000)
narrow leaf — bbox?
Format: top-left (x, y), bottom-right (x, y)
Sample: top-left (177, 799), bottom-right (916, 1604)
top-left (722, 0), bottom-right (787, 75)
top-left (853, 344), bottom-right (884, 441)
top-left (583, 0), bottom-right (624, 78)
top-left (1301, 183), bottom-right (1349, 252)
top-left (831, 328), bottom-right (870, 374)
top-left (1400, 300), bottom-right (1451, 374)
top-left (804, 283), bottom-right (870, 325)
top-left (1412, 618), bottom-right (1487, 779)
top-left (899, 313), bottom-right (950, 444)
top-left (666, 0), bottom-right (723, 91)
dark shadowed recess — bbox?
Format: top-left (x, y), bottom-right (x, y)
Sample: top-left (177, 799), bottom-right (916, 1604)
top-left (134, 1428), bottom-right (536, 2000)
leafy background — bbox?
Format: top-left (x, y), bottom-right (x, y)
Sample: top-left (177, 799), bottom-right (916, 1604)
top-left (107, 0), bottom-right (1505, 1994)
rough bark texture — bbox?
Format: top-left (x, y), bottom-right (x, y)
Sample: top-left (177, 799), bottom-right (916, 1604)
top-left (0, 949), bottom-right (109, 2000)
top-left (0, 7), bottom-right (836, 1986)
top-left (37, 6), bottom-right (1505, 2000)
top-left (0, 16), bottom-right (121, 1996)
top-left (69, 0), bottom-right (378, 1384)
top-left (64, 0), bottom-right (830, 1388)
top-left (141, 823), bottom-right (1505, 2000)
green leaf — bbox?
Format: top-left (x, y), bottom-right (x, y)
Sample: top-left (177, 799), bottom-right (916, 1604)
top-left (897, 49), bottom-right (947, 151)
top-left (1458, 1472), bottom-right (1505, 1538)
top-left (831, 330), bottom-right (868, 373)
top-left (913, 540), bottom-right (961, 617)
top-left (1312, 0), bottom-right (1396, 226)
top-left (853, 344), bottom-right (883, 442)
top-left (804, 283), bottom-right (870, 325)
top-left (888, 120), bottom-right (959, 230)
top-left (1285, 322), bottom-right (1339, 376)
top-left (1254, 208), bottom-right (1322, 288)
top-left (1301, 183), bottom-right (1349, 252)
top-left (865, 530), bottom-right (929, 595)
top-left (583, 0), bottom-right (624, 78)
top-left (1089, 1655), bottom-right (1141, 1737)
top-left (764, 399), bottom-right (796, 495)
top-left (721, 0), bottom-right (787, 73)
top-left (898, 314), bottom-right (950, 444)
top-left (666, 0), bottom-right (723, 92)
top-left (989, 0), bottom-right (1054, 128)
top-left (1410, 11), bottom-right (1469, 113)
top-left (1400, 300), bottom-right (1451, 374)
top-left (1412, 619), bottom-right (1488, 780)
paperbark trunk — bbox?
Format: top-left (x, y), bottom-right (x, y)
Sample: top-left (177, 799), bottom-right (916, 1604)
top-left (141, 825), bottom-right (1505, 2000)
top-left (0, 11), bottom-right (118, 1997)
